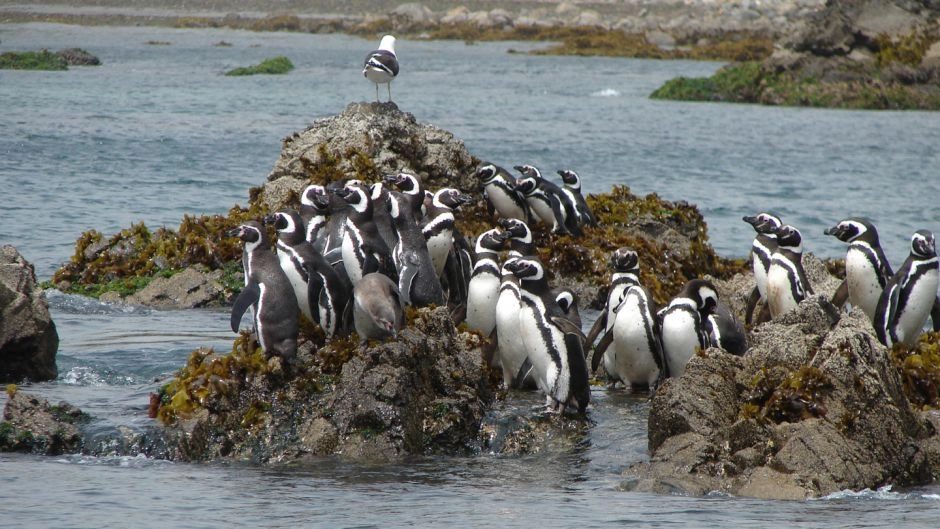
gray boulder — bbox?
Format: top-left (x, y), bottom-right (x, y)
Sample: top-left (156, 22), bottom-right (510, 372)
top-left (626, 292), bottom-right (936, 499)
top-left (266, 101), bottom-right (478, 195)
top-left (1, 390), bottom-right (86, 455)
top-left (0, 245), bottom-right (58, 382)
top-left (125, 266), bottom-right (227, 309)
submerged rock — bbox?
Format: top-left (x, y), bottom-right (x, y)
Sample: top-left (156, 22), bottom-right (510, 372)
top-left (0, 389), bottom-right (87, 455)
top-left (0, 245), bottom-right (58, 383)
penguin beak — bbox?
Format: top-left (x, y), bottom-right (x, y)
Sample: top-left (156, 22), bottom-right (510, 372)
top-left (383, 173), bottom-right (402, 185)
top-left (455, 193), bottom-right (473, 206)
top-left (261, 214), bottom-right (278, 226)
top-left (823, 225), bottom-right (842, 237)
top-left (224, 226), bottom-right (243, 238)
top-left (495, 230), bottom-right (512, 242)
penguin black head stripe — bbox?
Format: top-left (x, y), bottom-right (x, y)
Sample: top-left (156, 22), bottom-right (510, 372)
top-left (611, 248), bottom-right (639, 273)
top-left (743, 212), bottom-right (783, 235)
top-left (775, 225), bottom-right (803, 251)
top-left (912, 229), bottom-right (936, 258)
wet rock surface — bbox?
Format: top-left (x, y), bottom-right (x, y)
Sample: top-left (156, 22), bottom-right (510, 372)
top-left (0, 390), bottom-right (86, 455)
top-left (0, 245), bottom-right (58, 383)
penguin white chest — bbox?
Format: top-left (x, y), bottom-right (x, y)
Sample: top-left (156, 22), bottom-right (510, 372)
top-left (485, 184), bottom-right (526, 220)
top-left (526, 196), bottom-right (556, 228)
top-left (845, 249), bottom-right (882, 322)
top-left (341, 222), bottom-right (366, 284)
top-left (425, 230), bottom-right (453, 277)
top-left (465, 272), bottom-right (500, 334)
top-left (276, 248), bottom-right (312, 322)
top-left (660, 309), bottom-right (700, 377)
top-left (610, 292), bottom-right (659, 385)
top-left (495, 286), bottom-right (529, 386)
top-left (895, 267), bottom-right (939, 345)
top-left (766, 261), bottom-right (797, 318)
top-left (517, 298), bottom-right (560, 396)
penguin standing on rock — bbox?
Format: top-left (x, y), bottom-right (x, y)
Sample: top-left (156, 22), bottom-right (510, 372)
top-left (476, 163), bottom-right (530, 223)
top-left (742, 212), bottom-right (782, 325)
top-left (507, 257), bottom-right (590, 414)
top-left (353, 272), bottom-right (404, 344)
top-left (875, 229), bottom-right (939, 347)
top-left (465, 228), bottom-right (509, 336)
top-left (824, 217), bottom-right (893, 324)
top-left (299, 184), bottom-right (331, 249)
top-left (386, 190), bottom-right (444, 307)
top-left (557, 169), bottom-right (598, 230)
top-left (227, 221), bottom-right (298, 363)
top-left (263, 208), bottom-right (325, 325)
top-left (586, 247), bottom-right (642, 352)
top-left (766, 224), bottom-right (813, 320)
top-left (363, 34), bottom-right (399, 102)
top-left (657, 279), bottom-right (718, 379)
top-left (384, 172), bottom-right (425, 220)
top-left (494, 257), bottom-right (534, 389)
top-left (334, 182), bottom-right (394, 286)
top-left (514, 164), bottom-right (574, 236)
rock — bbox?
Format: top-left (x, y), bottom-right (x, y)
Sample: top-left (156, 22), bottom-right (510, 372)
top-left (155, 307), bottom-right (493, 462)
top-left (266, 102), bottom-right (478, 194)
top-left (0, 246), bottom-right (58, 383)
top-left (1, 390), bottom-right (86, 455)
top-left (627, 290), bottom-right (936, 499)
top-left (55, 48), bottom-right (100, 66)
top-left (125, 266), bottom-right (227, 308)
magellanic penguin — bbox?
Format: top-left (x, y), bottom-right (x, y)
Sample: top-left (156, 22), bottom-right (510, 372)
top-left (507, 257), bottom-right (590, 413)
top-left (353, 272), bottom-right (404, 344)
top-left (552, 288), bottom-right (582, 331)
top-left (705, 301), bottom-right (748, 356)
top-left (824, 217), bottom-right (893, 324)
top-left (422, 187), bottom-right (472, 277)
top-left (497, 217), bottom-right (537, 257)
top-left (386, 190), bottom-right (445, 308)
top-left (586, 248), bottom-right (641, 353)
top-left (557, 169), bottom-right (599, 230)
top-left (334, 182), bottom-right (395, 286)
top-left (657, 279), bottom-right (718, 379)
top-left (494, 257), bottom-right (535, 389)
top-left (603, 283), bottom-right (664, 390)
top-left (363, 34), bottom-right (399, 102)
top-left (226, 221), bottom-right (299, 363)
top-left (384, 172), bottom-right (425, 220)
top-left (874, 229), bottom-right (939, 347)
top-left (369, 181), bottom-right (399, 253)
top-left (513, 164), bottom-right (575, 236)
top-left (742, 212), bottom-right (783, 325)
top-left (299, 184), bottom-right (331, 250)
top-left (263, 208), bottom-right (326, 325)
top-left (765, 224), bottom-right (814, 320)
top-left (476, 163), bottom-right (530, 223)
top-left (465, 228), bottom-right (509, 336)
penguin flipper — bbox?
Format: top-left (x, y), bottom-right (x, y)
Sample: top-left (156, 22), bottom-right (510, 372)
top-left (932, 295), bottom-right (940, 332)
top-left (592, 330), bottom-right (614, 372)
top-left (831, 280), bottom-right (849, 311)
top-left (584, 311), bottom-right (607, 349)
top-left (398, 262), bottom-right (417, 306)
top-left (551, 316), bottom-right (587, 343)
top-left (230, 281), bottom-right (260, 333)
top-left (744, 285), bottom-right (761, 325)
top-left (512, 358), bottom-right (535, 390)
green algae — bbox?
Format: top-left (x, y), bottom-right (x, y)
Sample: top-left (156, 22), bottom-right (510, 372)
top-left (741, 366), bottom-right (833, 424)
top-left (225, 56), bottom-right (294, 76)
top-left (0, 50), bottom-right (68, 70)
top-left (891, 331), bottom-right (940, 409)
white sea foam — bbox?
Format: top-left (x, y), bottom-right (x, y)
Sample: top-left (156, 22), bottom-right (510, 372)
top-left (590, 88), bottom-right (620, 97)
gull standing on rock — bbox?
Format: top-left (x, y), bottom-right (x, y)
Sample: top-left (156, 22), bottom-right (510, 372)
top-left (363, 34), bottom-right (399, 102)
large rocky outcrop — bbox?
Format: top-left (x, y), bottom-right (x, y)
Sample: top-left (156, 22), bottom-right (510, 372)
top-left (625, 281), bottom-right (939, 500)
top-left (0, 245), bottom-right (58, 382)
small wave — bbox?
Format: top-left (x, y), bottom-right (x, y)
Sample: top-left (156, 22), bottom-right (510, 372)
top-left (55, 453), bottom-right (173, 468)
top-left (45, 289), bottom-right (151, 316)
top-left (590, 88), bottom-right (620, 97)
top-left (819, 485), bottom-right (940, 501)
top-left (60, 365), bottom-right (135, 386)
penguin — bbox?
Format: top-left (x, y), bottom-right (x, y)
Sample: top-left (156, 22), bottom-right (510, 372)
top-left (874, 229), bottom-right (939, 347)
top-left (422, 187), bottom-right (472, 277)
top-left (657, 279), bottom-right (718, 379)
top-left (363, 34), bottom-right (398, 102)
top-left (705, 301), bottom-right (748, 355)
top-left (263, 208), bottom-right (325, 325)
top-left (600, 283), bottom-right (664, 390)
top-left (334, 181), bottom-right (394, 286)
top-left (475, 163), bottom-right (530, 223)
top-left (507, 257), bottom-right (590, 413)
top-left (513, 164), bottom-right (575, 236)
top-left (494, 257), bottom-right (535, 389)
top-left (320, 179), bottom-right (356, 266)
top-left (553, 287), bottom-right (582, 331)
top-left (384, 171), bottom-right (425, 220)
top-left (465, 228), bottom-right (509, 336)
top-left (226, 221), bottom-right (298, 363)
top-left (369, 181), bottom-right (399, 252)
top-left (742, 212), bottom-right (783, 325)
top-left (766, 224), bottom-right (813, 319)
top-left (585, 247), bottom-right (641, 352)
top-left (385, 190), bottom-right (445, 307)
top-left (299, 184), bottom-right (331, 250)
top-left (824, 217), bottom-right (893, 324)
top-left (352, 272), bottom-right (404, 344)
top-left (497, 217), bottom-right (537, 257)
top-left (557, 169), bottom-right (599, 230)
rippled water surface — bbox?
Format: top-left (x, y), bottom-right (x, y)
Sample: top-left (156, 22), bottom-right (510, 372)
top-left (2, 23), bottom-right (940, 527)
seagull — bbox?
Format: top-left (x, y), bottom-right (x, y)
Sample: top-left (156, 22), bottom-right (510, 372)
top-left (363, 34), bottom-right (399, 102)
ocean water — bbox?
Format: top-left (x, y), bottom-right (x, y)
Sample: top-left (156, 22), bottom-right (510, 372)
top-left (1, 23), bottom-right (940, 527)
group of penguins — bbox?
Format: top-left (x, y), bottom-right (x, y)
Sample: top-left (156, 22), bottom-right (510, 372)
top-left (225, 159), bottom-right (940, 415)
top-left (744, 213), bottom-right (940, 348)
